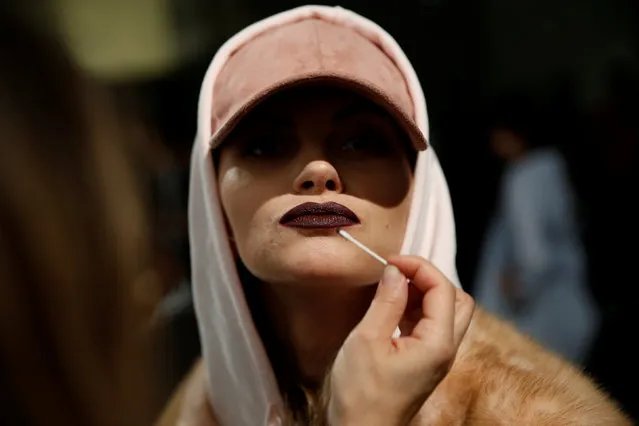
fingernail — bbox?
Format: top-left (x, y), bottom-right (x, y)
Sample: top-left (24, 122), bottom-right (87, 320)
top-left (382, 265), bottom-right (403, 287)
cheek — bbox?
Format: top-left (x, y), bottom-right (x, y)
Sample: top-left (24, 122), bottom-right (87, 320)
top-left (218, 165), bottom-right (284, 266)
top-left (218, 166), bottom-right (258, 238)
top-left (343, 164), bottom-right (413, 260)
top-left (373, 184), bottom-right (414, 254)
top-left (344, 159), bottom-right (413, 208)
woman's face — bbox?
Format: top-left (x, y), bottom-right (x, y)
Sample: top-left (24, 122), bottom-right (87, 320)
top-left (217, 86), bottom-right (414, 287)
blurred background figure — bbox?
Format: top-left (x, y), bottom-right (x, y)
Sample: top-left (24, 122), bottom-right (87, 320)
top-left (0, 6), bottom-right (160, 426)
top-left (3, 0), bottom-right (638, 421)
top-left (48, 0), bottom-right (257, 400)
top-left (583, 60), bottom-right (639, 419)
top-left (473, 93), bottom-right (600, 365)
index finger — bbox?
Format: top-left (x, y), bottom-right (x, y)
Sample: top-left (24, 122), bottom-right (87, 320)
top-left (387, 255), bottom-right (456, 339)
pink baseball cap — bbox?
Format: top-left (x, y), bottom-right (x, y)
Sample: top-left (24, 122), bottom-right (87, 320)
top-left (209, 18), bottom-right (427, 151)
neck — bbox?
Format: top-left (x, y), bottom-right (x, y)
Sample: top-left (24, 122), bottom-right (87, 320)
top-left (259, 282), bottom-right (376, 385)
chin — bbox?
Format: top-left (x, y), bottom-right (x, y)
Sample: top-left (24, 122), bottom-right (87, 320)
top-left (247, 235), bottom-right (385, 287)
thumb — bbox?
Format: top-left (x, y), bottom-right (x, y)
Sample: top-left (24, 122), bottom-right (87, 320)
top-left (355, 265), bottom-right (408, 339)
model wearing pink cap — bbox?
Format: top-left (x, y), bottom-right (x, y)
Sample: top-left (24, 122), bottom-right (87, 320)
top-left (157, 6), bottom-right (631, 426)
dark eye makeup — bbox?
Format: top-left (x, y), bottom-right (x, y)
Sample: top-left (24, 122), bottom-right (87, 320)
top-left (329, 123), bottom-right (397, 159)
top-left (218, 106), bottom-right (412, 168)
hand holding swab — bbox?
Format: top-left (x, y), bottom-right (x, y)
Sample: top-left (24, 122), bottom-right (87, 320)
top-left (328, 235), bottom-right (474, 426)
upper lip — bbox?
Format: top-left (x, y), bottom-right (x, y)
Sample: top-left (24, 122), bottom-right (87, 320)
top-left (279, 201), bottom-right (360, 225)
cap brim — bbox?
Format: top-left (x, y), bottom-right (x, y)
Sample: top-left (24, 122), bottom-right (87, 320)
top-left (209, 74), bottom-right (427, 152)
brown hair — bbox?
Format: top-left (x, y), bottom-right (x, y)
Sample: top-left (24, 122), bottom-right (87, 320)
top-left (0, 9), bottom-right (156, 426)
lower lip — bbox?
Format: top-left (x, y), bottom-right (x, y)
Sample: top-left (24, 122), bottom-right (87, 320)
top-left (281, 215), bottom-right (359, 229)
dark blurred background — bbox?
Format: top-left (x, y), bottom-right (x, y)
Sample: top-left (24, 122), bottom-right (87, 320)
top-left (16, 0), bottom-right (639, 418)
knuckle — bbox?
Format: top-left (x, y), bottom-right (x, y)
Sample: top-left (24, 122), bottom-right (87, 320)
top-left (464, 296), bottom-right (476, 317)
top-left (431, 341), bottom-right (456, 366)
top-left (457, 289), bottom-right (475, 308)
top-left (409, 254), bottom-right (428, 262)
top-left (467, 294), bottom-right (476, 311)
top-left (464, 293), bottom-right (475, 309)
top-left (379, 292), bottom-right (404, 307)
top-left (411, 255), bottom-right (431, 268)
top-left (349, 329), bottom-right (376, 346)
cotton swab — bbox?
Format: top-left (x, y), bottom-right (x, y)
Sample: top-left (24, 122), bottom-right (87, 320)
top-left (337, 229), bottom-right (388, 266)
top-left (337, 229), bottom-right (401, 339)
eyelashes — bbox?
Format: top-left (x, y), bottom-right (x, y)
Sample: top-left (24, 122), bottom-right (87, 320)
top-left (237, 132), bottom-right (295, 159)
top-left (236, 127), bottom-right (395, 161)
top-left (333, 132), bottom-right (394, 157)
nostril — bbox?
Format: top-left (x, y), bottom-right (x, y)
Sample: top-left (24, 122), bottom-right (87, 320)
top-left (301, 181), bottom-right (313, 190)
top-left (326, 180), bottom-right (336, 191)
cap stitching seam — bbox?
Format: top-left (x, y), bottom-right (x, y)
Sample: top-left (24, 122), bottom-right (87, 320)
top-left (310, 20), bottom-right (325, 70)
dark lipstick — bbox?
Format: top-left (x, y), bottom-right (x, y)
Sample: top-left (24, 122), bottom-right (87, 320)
top-left (279, 202), bottom-right (360, 229)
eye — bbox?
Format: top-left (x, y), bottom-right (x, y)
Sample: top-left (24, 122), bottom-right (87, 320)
top-left (242, 141), bottom-right (270, 157)
top-left (341, 136), bottom-right (375, 152)
top-left (239, 133), bottom-right (295, 159)
top-left (336, 132), bottom-right (393, 157)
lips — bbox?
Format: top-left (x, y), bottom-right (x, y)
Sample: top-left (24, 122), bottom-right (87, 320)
top-left (279, 201), bottom-right (360, 229)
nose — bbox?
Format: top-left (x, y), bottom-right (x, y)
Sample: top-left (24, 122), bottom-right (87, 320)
top-left (293, 160), bottom-right (343, 194)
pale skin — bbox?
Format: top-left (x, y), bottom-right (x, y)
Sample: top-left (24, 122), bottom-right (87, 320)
top-left (158, 86), bottom-right (632, 425)
top-left (217, 86), bottom-right (417, 385)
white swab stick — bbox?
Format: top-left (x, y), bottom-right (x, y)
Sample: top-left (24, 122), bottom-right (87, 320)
top-left (337, 230), bottom-right (388, 265)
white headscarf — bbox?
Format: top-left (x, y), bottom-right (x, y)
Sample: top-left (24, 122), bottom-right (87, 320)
top-left (188, 5), bottom-right (462, 426)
